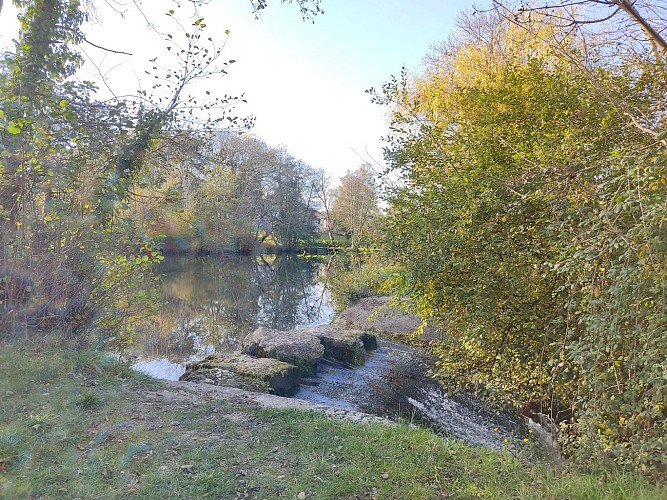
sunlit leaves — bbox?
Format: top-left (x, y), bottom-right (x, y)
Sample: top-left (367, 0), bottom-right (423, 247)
top-left (330, 165), bottom-right (379, 249)
top-left (376, 6), bottom-right (666, 475)
top-left (6, 121), bottom-right (21, 134)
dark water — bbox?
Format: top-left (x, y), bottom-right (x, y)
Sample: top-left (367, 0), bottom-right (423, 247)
top-left (127, 255), bottom-right (334, 380)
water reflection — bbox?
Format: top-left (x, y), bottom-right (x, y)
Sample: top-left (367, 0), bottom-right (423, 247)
top-left (127, 255), bottom-right (334, 379)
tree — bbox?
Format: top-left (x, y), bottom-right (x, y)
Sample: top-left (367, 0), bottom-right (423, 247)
top-left (0, 0), bottom-right (161, 337)
top-left (200, 133), bottom-right (275, 252)
top-left (312, 168), bottom-right (335, 242)
top-left (489, 0), bottom-right (667, 60)
top-left (264, 148), bottom-right (319, 248)
top-left (131, 131), bottom-right (324, 254)
top-left (0, 0), bottom-right (323, 337)
top-left (330, 164), bottom-right (379, 248)
top-left (375, 7), bottom-right (665, 474)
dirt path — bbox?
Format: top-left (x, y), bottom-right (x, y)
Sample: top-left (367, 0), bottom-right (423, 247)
top-left (139, 379), bottom-right (393, 426)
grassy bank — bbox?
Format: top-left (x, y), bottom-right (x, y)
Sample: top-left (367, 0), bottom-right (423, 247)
top-left (0, 340), bottom-right (664, 499)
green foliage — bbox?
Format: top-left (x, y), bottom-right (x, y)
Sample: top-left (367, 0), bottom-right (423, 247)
top-left (555, 151), bottom-right (667, 475)
top-left (0, 1), bottom-right (244, 341)
top-left (130, 132), bottom-right (325, 254)
top-left (325, 251), bottom-right (389, 309)
top-left (330, 164), bottom-right (380, 249)
top-left (375, 8), bottom-right (666, 476)
top-left (1, 0), bottom-right (327, 344)
top-left (0, 1), bottom-right (157, 340)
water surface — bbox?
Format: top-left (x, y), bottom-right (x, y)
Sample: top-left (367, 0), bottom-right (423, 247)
top-left (127, 255), bottom-right (334, 379)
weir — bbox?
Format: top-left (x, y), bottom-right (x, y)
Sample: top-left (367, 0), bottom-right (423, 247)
top-left (127, 256), bottom-right (549, 457)
top-left (296, 339), bottom-right (531, 454)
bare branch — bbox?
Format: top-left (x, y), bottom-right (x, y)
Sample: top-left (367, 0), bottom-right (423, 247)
top-left (614, 0), bottom-right (667, 56)
top-left (82, 36), bottom-right (132, 56)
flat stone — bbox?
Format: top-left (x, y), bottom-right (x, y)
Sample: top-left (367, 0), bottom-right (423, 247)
top-left (332, 296), bottom-right (439, 340)
top-left (295, 325), bottom-right (377, 366)
top-left (241, 327), bottom-right (325, 375)
top-left (180, 354), bottom-right (301, 396)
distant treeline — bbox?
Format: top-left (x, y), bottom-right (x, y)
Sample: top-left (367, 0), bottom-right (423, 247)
top-left (128, 133), bottom-right (380, 256)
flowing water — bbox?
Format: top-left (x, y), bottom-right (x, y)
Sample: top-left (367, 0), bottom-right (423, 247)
top-left (296, 340), bottom-right (531, 453)
top-left (129, 255), bottom-right (538, 455)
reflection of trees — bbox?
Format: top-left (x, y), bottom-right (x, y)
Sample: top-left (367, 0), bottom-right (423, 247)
top-left (129, 256), bottom-right (331, 362)
top-left (254, 255), bottom-right (328, 330)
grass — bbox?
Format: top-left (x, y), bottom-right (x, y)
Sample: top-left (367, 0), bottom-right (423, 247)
top-left (0, 338), bottom-right (665, 499)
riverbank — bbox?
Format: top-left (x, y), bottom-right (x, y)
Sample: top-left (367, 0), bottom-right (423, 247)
top-left (157, 234), bottom-right (347, 257)
top-left (1, 340), bottom-right (665, 499)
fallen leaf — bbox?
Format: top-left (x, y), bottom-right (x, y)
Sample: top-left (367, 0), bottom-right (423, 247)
top-left (380, 472), bottom-right (389, 479)
top-left (297, 492), bottom-right (306, 499)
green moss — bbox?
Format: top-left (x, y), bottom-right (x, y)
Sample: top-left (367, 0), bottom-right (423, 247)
top-left (290, 356), bottom-right (317, 376)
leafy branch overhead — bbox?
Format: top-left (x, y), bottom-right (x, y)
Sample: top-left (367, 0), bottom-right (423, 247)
top-left (249, 0), bottom-right (323, 20)
top-left (489, 0), bottom-right (667, 58)
top-left (101, 9), bottom-right (254, 219)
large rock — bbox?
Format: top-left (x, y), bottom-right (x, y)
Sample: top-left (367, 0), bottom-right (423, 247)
top-left (179, 354), bottom-right (301, 396)
top-left (332, 296), bottom-right (439, 340)
top-left (296, 325), bottom-right (377, 366)
top-left (241, 327), bottom-right (325, 375)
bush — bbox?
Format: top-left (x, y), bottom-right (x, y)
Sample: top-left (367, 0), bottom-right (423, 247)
top-left (555, 153), bottom-right (667, 477)
top-left (324, 251), bottom-right (389, 308)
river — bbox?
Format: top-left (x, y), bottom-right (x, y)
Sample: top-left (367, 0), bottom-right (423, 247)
top-left (126, 255), bottom-right (335, 380)
top-left (126, 255), bottom-right (541, 455)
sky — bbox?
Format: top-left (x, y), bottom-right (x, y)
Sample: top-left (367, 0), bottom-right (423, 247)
top-left (0, 0), bottom-right (475, 180)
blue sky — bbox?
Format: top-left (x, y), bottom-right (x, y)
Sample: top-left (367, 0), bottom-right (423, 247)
top-left (0, 0), bottom-right (476, 179)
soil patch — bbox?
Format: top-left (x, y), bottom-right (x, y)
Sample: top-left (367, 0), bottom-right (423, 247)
top-left (332, 296), bottom-right (443, 341)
